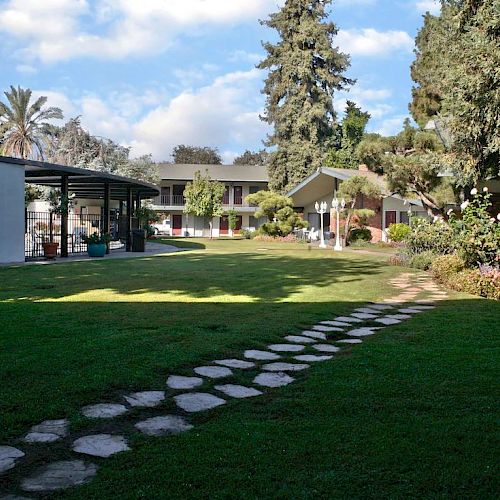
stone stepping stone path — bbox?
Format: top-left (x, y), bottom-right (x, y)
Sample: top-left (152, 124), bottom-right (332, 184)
top-left (0, 446), bottom-right (25, 473)
top-left (253, 372), bottom-right (294, 388)
top-left (21, 460), bottom-right (98, 492)
top-left (214, 359), bottom-right (255, 369)
top-left (193, 366), bottom-right (233, 379)
top-left (262, 362), bottom-right (310, 372)
top-left (135, 416), bottom-right (193, 436)
top-left (174, 393), bottom-right (226, 413)
top-left (167, 375), bottom-right (203, 390)
top-left (81, 404), bottom-right (127, 419)
top-left (215, 384), bottom-right (262, 399)
top-left (244, 350), bottom-right (281, 360)
top-left (72, 434), bottom-right (130, 458)
top-left (124, 391), bottom-right (165, 408)
top-left (268, 344), bottom-right (305, 352)
top-left (1, 270), bottom-right (449, 497)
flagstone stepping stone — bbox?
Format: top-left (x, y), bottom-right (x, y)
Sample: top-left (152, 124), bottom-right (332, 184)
top-left (312, 325), bottom-right (344, 332)
top-left (368, 304), bottom-right (394, 310)
top-left (336, 339), bottom-right (363, 344)
top-left (214, 359), bottom-right (255, 369)
top-left (386, 314), bottom-right (412, 320)
top-left (72, 434), bottom-right (130, 458)
top-left (244, 350), bottom-right (281, 360)
top-left (294, 354), bottom-right (333, 362)
top-left (398, 308), bottom-right (423, 314)
top-left (262, 362), bottom-right (310, 372)
top-left (23, 419), bottom-right (69, 443)
top-left (24, 432), bottom-right (61, 444)
top-left (312, 344), bottom-right (340, 353)
top-left (82, 403), bottom-right (127, 419)
top-left (253, 372), bottom-right (294, 388)
top-left (375, 317), bottom-right (401, 325)
top-left (300, 331), bottom-right (327, 340)
top-left (284, 335), bottom-right (317, 344)
top-left (194, 366), bottom-right (232, 379)
top-left (174, 393), bottom-right (226, 413)
top-left (0, 446), bottom-right (25, 473)
top-left (124, 391), bottom-right (165, 408)
top-left (319, 320), bottom-right (351, 327)
top-left (334, 316), bottom-right (363, 323)
top-left (347, 328), bottom-right (380, 337)
top-left (214, 384), bottom-right (262, 399)
top-left (135, 415), bottom-right (193, 436)
top-left (21, 460), bottom-right (98, 492)
top-left (267, 344), bottom-right (305, 352)
top-left (354, 307), bottom-right (382, 314)
top-left (167, 375), bottom-right (203, 390)
top-left (350, 313), bottom-right (378, 320)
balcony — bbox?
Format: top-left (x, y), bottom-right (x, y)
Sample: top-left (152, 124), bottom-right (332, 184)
top-left (154, 195), bottom-right (186, 206)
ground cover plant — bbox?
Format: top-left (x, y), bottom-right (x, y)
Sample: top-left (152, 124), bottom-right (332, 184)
top-left (0, 239), bottom-right (498, 498)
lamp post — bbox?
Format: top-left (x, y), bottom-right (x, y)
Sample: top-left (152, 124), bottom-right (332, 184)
top-left (332, 197), bottom-right (346, 251)
top-left (315, 201), bottom-right (328, 248)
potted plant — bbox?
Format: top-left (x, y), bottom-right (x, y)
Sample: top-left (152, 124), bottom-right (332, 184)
top-left (42, 236), bottom-right (59, 259)
top-left (81, 232), bottom-right (111, 258)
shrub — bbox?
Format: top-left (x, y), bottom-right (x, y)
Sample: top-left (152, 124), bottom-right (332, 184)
top-left (388, 223), bottom-right (411, 242)
top-left (253, 234), bottom-right (300, 243)
top-left (240, 229), bottom-right (255, 240)
top-left (447, 269), bottom-right (500, 300)
top-left (388, 253), bottom-right (409, 267)
top-left (409, 250), bottom-right (436, 270)
top-left (404, 217), bottom-right (454, 256)
top-left (348, 227), bottom-right (372, 243)
top-left (431, 254), bottom-right (466, 283)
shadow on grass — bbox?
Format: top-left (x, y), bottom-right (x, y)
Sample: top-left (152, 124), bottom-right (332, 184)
top-left (155, 238), bottom-right (206, 250)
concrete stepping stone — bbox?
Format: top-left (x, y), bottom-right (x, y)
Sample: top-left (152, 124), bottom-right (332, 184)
top-left (336, 339), bottom-right (363, 344)
top-left (0, 445), bottom-right (25, 473)
top-left (398, 308), bottom-right (423, 314)
top-left (334, 316), bottom-right (363, 323)
top-left (214, 384), bottom-right (262, 399)
top-left (319, 320), bottom-right (351, 327)
top-left (124, 391), bottom-right (165, 408)
top-left (354, 307), bottom-right (383, 314)
top-left (23, 432), bottom-right (61, 444)
top-left (268, 344), bottom-right (305, 352)
top-left (294, 354), bottom-right (333, 362)
top-left (300, 331), bottom-right (327, 340)
top-left (82, 403), bottom-right (127, 419)
top-left (284, 335), bottom-right (317, 344)
top-left (375, 317), bottom-right (401, 325)
top-left (135, 415), bottom-right (193, 436)
top-left (347, 327), bottom-right (380, 337)
top-left (386, 314), bottom-right (412, 320)
top-left (23, 419), bottom-right (69, 444)
top-left (244, 350), bottom-right (281, 360)
top-left (253, 372), bottom-right (294, 388)
top-left (166, 375), bottom-right (203, 390)
top-left (21, 460), bottom-right (98, 492)
top-left (262, 362), bottom-right (310, 372)
top-left (72, 434), bottom-right (130, 458)
top-left (174, 393), bottom-right (226, 413)
top-left (368, 304), bottom-right (394, 310)
top-left (351, 312), bottom-right (379, 320)
top-left (312, 344), bottom-right (340, 353)
top-left (214, 359), bottom-right (255, 369)
top-left (194, 366), bottom-right (232, 379)
top-left (312, 325), bottom-right (344, 332)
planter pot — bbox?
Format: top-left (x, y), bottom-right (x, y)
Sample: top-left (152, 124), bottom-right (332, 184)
top-left (87, 243), bottom-right (107, 258)
top-left (42, 242), bottom-right (59, 260)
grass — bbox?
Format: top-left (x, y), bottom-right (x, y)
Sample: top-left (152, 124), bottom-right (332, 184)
top-left (0, 239), bottom-right (498, 499)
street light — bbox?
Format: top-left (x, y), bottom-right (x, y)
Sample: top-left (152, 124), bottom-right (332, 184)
top-left (332, 197), bottom-right (346, 251)
top-left (315, 201), bottom-right (328, 248)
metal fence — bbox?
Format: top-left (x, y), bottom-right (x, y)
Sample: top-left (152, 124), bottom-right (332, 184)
top-left (25, 212), bottom-right (103, 259)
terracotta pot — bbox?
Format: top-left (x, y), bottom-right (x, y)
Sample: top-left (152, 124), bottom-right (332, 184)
top-left (42, 242), bottom-right (59, 260)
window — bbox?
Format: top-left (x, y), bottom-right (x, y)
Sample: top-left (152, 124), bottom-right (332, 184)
top-left (234, 186), bottom-right (242, 205)
top-left (223, 185), bottom-right (230, 204)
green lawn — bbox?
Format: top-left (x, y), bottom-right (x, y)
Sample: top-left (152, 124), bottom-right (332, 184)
top-left (0, 239), bottom-right (498, 499)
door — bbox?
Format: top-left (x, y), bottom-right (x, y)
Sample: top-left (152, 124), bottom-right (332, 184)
top-left (234, 216), bottom-right (242, 234)
top-left (385, 210), bottom-right (397, 229)
top-left (234, 186), bottom-right (243, 205)
top-left (220, 215), bottom-right (229, 235)
top-left (172, 214), bottom-right (183, 236)
top-left (172, 185), bottom-right (185, 206)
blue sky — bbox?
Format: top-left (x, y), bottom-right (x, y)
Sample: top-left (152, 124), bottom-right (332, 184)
top-left (0, 0), bottom-right (440, 163)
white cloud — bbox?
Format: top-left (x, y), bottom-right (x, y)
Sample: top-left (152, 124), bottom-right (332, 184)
top-left (334, 83), bottom-right (393, 120)
top-left (337, 28), bottom-right (413, 56)
top-left (0, 0), bottom-right (279, 62)
top-left (15, 64), bottom-right (37, 74)
top-left (373, 115), bottom-right (409, 136)
top-left (415, 1), bottom-right (441, 15)
top-left (228, 50), bottom-right (263, 64)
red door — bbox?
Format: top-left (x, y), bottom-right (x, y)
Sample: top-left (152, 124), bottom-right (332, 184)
top-left (385, 210), bottom-right (397, 228)
top-left (172, 215), bottom-right (183, 236)
top-left (220, 216), bottom-right (229, 235)
top-left (234, 216), bottom-right (242, 234)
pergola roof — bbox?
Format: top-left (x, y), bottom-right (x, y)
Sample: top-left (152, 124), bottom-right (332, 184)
top-left (1, 156), bottom-right (159, 200)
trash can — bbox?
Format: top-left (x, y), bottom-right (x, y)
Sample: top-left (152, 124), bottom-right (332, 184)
top-left (132, 229), bottom-right (146, 252)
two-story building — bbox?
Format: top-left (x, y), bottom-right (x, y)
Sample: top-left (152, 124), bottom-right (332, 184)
top-left (151, 164), bottom-right (269, 237)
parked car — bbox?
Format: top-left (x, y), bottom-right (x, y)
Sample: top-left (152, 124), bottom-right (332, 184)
top-left (151, 219), bottom-right (171, 235)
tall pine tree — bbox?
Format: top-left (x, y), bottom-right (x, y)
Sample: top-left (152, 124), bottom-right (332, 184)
top-left (258, 0), bottom-right (352, 193)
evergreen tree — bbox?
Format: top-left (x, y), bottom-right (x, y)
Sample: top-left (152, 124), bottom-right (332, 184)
top-left (233, 149), bottom-right (269, 165)
top-left (258, 0), bottom-right (352, 193)
top-left (172, 145), bottom-right (222, 165)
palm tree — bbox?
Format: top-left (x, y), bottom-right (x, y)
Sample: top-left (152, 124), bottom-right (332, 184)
top-left (0, 86), bottom-right (63, 160)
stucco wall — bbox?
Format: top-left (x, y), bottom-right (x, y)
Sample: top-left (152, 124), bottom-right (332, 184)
top-left (0, 162), bottom-right (25, 263)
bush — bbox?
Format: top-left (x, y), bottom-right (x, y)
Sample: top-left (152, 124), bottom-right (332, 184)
top-left (388, 253), bottom-right (410, 267)
top-left (349, 227), bottom-right (372, 243)
top-left (404, 217), bottom-right (454, 256)
top-left (409, 250), bottom-right (436, 270)
top-left (447, 269), bottom-right (500, 300)
top-left (431, 254), bottom-right (466, 283)
top-left (388, 223), bottom-right (411, 242)
top-left (253, 234), bottom-right (300, 243)
top-left (240, 229), bottom-right (255, 240)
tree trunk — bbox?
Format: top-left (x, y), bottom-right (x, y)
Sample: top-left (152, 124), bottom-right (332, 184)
top-left (209, 220), bottom-right (213, 240)
top-left (343, 201), bottom-right (356, 246)
top-left (417, 191), bottom-right (445, 219)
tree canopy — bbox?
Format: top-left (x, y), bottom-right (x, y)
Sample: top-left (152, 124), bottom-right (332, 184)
top-left (259, 0), bottom-right (352, 193)
top-left (172, 145), bottom-right (222, 165)
top-left (233, 149), bottom-right (269, 166)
